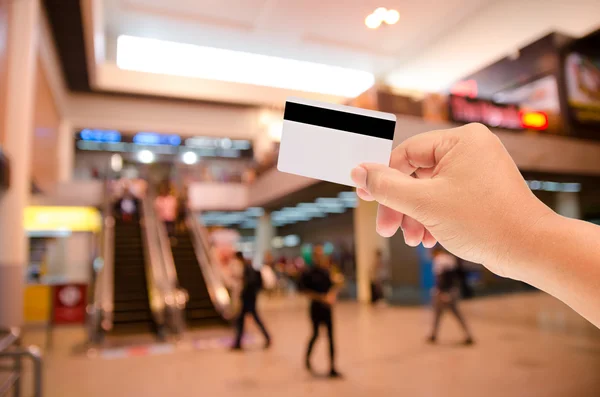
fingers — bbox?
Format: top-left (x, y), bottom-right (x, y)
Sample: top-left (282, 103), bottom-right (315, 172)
top-left (401, 215), bottom-right (425, 246)
top-left (356, 188), bottom-right (374, 201)
top-left (351, 163), bottom-right (432, 221)
top-left (376, 204), bottom-right (403, 237)
top-left (422, 229), bottom-right (437, 248)
top-left (389, 128), bottom-right (460, 175)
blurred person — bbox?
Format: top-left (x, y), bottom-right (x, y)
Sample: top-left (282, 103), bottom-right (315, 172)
top-left (370, 249), bottom-right (388, 304)
top-left (225, 250), bottom-right (245, 315)
top-left (114, 186), bottom-right (139, 222)
top-left (232, 252), bottom-right (272, 350)
top-left (428, 246), bottom-right (474, 345)
top-left (300, 245), bottom-right (343, 378)
top-left (350, 123), bottom-right (600, 329)
top-left (155, 184), bottom-right (178, 237)
top-left (176, 186), bottom-right (189, 233)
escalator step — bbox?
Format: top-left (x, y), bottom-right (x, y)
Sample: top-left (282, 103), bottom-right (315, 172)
top-left (113, 311), bottom-right (152, 323)
top-left (186, 308), bottom-right (220, 319)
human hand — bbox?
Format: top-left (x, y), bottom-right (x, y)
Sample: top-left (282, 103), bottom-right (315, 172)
top-left (350, 123), bottom-right (554, 279)
top-left (324, 292), bottom-right (337, 305)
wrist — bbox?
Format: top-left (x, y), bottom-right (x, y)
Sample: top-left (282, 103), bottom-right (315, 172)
top-left (486, 202), bottom-right (559, 281)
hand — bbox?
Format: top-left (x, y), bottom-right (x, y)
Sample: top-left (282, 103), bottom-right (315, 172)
top-left (350, 123), bottom-right (554, 279)
top-left (324, 292), bottom-right (337, 305)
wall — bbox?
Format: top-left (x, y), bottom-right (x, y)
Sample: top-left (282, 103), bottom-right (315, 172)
top-left (0, 0), bottom-right (8, 144)
top-left (188, 182), bottom-right (249, 211)
top-left (249, 167), bottom-right (319, 207)
top-left (65, 93), bottom-right (260, 139)
top-left (31, 55), bottom-right (61, 190)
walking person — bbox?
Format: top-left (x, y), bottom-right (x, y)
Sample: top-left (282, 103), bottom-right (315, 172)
top-left (370, 249), bottom-right (388, 305)
top-left (154, 184), bottom-right (178, 238)
top-left (300, 245), bottom-right (343, 378)
top-left (428, 246), bottom-right (474, 345)
top-left (231, 252), bottom-right (271, 350)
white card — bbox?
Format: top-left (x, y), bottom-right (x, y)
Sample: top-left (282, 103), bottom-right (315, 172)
top-left (277, 97), bottom-right (396, 187)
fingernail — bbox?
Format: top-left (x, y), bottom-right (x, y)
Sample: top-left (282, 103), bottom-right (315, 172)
top-left (351, 166), bottom-right (367, 189)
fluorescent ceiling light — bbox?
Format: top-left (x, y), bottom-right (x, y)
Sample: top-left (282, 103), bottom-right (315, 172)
top-left (117, 35), bottom-right (375, 98)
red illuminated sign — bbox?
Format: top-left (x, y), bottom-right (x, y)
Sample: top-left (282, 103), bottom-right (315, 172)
top-left (520, 111), bottom-right (549, 130)
top-left (449, 95), bottom-right (522, 130)
top-left (52, 284), bottom-right (87, 324)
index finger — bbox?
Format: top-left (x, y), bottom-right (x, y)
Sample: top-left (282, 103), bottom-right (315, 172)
top-left (389, 127), bottom-right (463, 176)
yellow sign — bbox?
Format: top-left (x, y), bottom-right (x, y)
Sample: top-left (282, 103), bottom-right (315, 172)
top-left (25, 206), bottom-right (101, 232)
top-left (24, 284), bottom-right (51, 323)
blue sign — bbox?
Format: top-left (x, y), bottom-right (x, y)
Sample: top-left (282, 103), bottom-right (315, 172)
top-left (133, 132), bottom-right (181, 146)
top-left (79, 129), bottom-right (121, 143)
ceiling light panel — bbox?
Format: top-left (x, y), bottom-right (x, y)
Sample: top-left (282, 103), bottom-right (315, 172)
top-left (117, 35), bottom-right (375, 98)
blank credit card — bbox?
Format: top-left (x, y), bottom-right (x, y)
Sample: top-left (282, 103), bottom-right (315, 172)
top-left (277, 97), bottom-right (396, 187)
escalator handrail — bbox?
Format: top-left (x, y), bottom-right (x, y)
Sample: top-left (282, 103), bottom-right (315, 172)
top-left (139, 194), bottom-right (169, 329)
top-left (88, 179), bottom-right (114, 341)
top-left (186, 212), bottom-right (235, 320)
top-left (144, 188), bottom-right (187, 334)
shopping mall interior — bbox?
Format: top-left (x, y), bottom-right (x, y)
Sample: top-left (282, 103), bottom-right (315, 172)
top-left (1, 0), bottom-right (600, 396)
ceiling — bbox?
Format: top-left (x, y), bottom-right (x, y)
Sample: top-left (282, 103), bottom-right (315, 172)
top-left (44, 0), bottom-right (600, 106)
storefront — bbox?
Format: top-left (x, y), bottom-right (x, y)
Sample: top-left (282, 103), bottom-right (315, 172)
top-left (23, 206), bottom-right (100, 323)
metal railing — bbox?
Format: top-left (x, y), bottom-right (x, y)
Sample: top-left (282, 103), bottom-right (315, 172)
top-left (140, 193), bottom-right (187, 337)
top-left (87, 180), bottom-right (114, 344)
top-left (187, 213), bottom-right (235, 320)
top-left (0, 328), bottom-right (42, 397)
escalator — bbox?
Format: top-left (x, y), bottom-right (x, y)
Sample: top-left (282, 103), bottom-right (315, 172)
top-left (111, 215), bottom-right (154, 334)
top-left (171, 228), bottom-right (224, 326)
top-left (87, 186), bottom-right (186, 343)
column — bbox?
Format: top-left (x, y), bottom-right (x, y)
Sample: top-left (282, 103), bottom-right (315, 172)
top-left (353, 199), bottom-right (388, 303)
top-left (555, 191), bottom-right (581, 219)
top-left (253, 213), bottom-right (274, 268)
top-left (0, 0), bottom-right (40, 329)
top-left (57, 119), bottom-right (74, 183)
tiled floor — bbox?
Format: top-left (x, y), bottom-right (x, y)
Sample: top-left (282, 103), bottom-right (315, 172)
top-left (17, 292), bottom-right (600, 397)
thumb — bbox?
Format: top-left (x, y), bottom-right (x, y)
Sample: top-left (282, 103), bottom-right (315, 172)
top-left (351, 163), bottom-right (432, 220)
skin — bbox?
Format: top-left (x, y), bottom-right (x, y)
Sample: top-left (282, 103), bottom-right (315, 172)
top-left (350, 123), bottom-right (600, 328)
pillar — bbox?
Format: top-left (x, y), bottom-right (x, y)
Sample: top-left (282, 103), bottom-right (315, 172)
top-left (57, 119), bottom-right (74, 183)
top-left (0, 0), bottom-right (40, 328)
top-left (253, 213), bottom-right (274, 268)
top-left (353, 199), bottom-right (388, 303)
top-left (555, 191), bottom-right (581, 219)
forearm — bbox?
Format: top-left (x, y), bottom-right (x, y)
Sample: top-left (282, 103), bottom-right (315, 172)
top-left (510, 213), bottom-right (600, 328)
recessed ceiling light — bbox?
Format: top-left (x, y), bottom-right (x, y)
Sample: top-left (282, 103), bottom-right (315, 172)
top-left (366, 7), bottom-right (400, 29)
top-left (182, 151), bottom-right (198, 165)
top-left (374, 7), bottom-right (388, 18)
top-left (137, 149), bottom-right (154, 164)
top-left (384, 9), bottom-right (400, 25)
top-left (365, 13), bottom-right (382, 29)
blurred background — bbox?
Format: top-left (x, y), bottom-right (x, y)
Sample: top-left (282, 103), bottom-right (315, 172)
top-left (1, 0), bottom-right (600, 396)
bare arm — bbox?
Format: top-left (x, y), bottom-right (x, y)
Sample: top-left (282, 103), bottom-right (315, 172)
top-left (351, 123), bottom-right (600, 329)
top-left (511, 214), bottom-right (600, 327)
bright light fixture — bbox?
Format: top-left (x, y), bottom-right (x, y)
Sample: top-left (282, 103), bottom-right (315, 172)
top-left (365, 13), bottom-right (382, 29)
top-left (384, 9), bottom-right (400, 25)
top-left (374, 7), bottom-right (388, 17)
top-left (137, 149), bottom-right (154, 164)
top-left (182, 151), bottom-right (198, 165)
top-left (110, 154), bottom-right (123, 172)
top-left (366, 7), bottom-right (400, 29)
top-left (117, 35), bottom-right (375, 98)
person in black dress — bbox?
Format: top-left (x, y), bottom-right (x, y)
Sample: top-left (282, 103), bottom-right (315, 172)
top-left (300, 245), bottom-right (342, 378)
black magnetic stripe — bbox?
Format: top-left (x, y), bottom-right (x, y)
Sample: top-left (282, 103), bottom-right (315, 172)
top-left (284, 102), bottom-right (395, 140)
